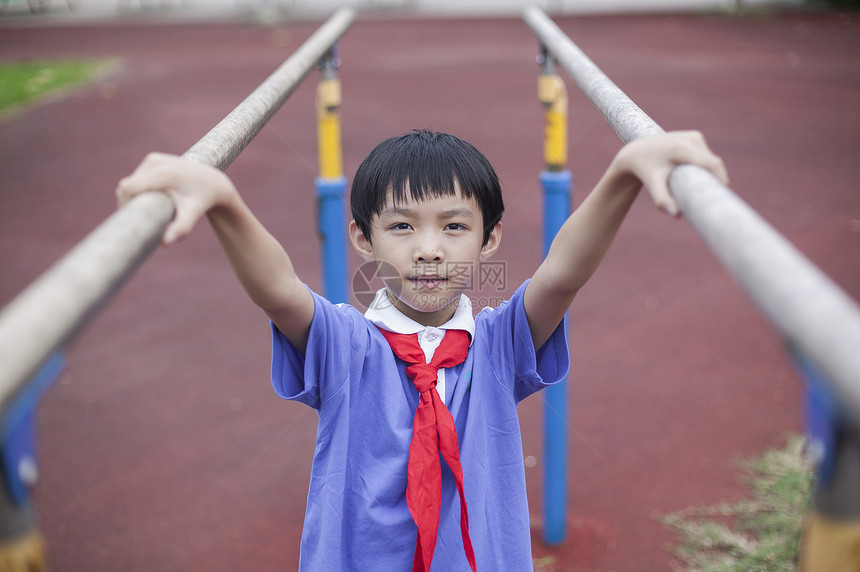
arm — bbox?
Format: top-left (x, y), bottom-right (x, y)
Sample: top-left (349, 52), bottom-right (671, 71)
top-left (116, 153), bottom-right (314, 351)
top-left (523, 131), bottom-right (728, 349)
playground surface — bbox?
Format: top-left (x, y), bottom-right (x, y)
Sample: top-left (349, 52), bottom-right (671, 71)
top-left (1, 8), bottom-right (859, 571)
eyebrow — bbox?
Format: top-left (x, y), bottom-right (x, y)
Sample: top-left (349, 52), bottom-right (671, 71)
top-left (378, 207), bottom-right (476, 219)
top-left (439, 208), bottom-right (476, 219)
top-left (379, 206), bottom-right (417, 218)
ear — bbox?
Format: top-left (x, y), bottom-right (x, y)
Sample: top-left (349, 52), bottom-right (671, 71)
top-left (349, 220), bottom-right (374, 261)
top-left (480, 222), bottom-right (502, 260)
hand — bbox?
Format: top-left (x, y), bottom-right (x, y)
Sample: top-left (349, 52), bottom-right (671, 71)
top-left (614, 131), bottom-right (729, 218)
top-left (115, 153), bottom-right (238, 245)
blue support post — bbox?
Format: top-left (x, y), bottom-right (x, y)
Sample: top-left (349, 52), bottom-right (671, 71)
top-left (792, 348), bottom-right (838, 486)
top-left (0, 351), bottom-right (64, 566)
top-left (541, 169), bottom-right (572, 545)
top-left (316, 176), bottom-right (348, 304)
top-left (1, 351), bottom-right (64, 505)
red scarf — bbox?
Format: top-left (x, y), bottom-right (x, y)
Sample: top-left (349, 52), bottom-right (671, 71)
top-left (378, 328), bottom-right (477, 572)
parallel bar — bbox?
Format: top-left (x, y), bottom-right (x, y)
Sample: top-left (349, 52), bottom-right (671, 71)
top-left (523, 6), bottom-right (860, 420)
top-left (184, 7), bottom-right (356, 170)
top-left (524, 7), bottom-right (661, 145)
top-left (0, 7), bottom-right (356, 413)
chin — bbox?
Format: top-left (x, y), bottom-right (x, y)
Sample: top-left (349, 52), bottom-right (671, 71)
top-left (405, 286), bottom-right (459, 314)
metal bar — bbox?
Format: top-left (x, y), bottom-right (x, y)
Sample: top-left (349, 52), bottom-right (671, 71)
top-left (524, 7), bottom-right (661, 144)
top-left (184, 7), bottom-right (355, 170)
top-left (523, 6), bottom-right (860, 421)
top-left (0, 7), bottom-right (356, 414)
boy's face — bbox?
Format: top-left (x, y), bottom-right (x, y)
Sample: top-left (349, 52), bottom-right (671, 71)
top-left (350, 185), bottom-right (501, 326)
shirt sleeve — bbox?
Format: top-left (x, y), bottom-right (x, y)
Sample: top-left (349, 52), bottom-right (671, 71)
top-left (270, 287), bottom-right (367, 409)
top-left (476, 280), bottom-right (570, 402)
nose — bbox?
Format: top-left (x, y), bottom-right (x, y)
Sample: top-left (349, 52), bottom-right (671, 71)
top-left (414, 230), bottom-right (443, 263)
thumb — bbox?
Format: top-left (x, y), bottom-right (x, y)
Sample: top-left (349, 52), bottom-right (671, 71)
top-left (161, 196), bottom-right (202, 245)
top-left (644, 168), bottom-right (680, 218)
top-left (162, 221), bottom-right (185, 246)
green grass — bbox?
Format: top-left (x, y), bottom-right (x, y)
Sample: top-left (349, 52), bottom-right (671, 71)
top-left (659, 435), bottom-right (813, 571)
top-left (0, 60), bottom-right (109, 116)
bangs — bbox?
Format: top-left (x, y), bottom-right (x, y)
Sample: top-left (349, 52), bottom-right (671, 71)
top-left (388, 148), bottom-right (472, 206)
top-left (370, 131), bottom-right (483, 208)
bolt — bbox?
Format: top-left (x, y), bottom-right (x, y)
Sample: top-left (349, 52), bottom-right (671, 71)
top-left (18, 456), bottom-right (39, 487)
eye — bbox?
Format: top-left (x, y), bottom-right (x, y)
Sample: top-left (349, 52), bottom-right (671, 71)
top-left (445, 223), bottom-right (467, 231)
top-left (389, 222), bottom-right (412, 231)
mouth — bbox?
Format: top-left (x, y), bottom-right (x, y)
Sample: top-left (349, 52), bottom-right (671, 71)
top-left (409, 275), bottom-right (446, 290)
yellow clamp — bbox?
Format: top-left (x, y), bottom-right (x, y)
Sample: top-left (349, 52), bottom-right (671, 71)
top-left (0, 531), bottom-right (46, 572)
top-left (316, 77), bottom-right (343, 180)
top-left (800, 512), bottom-right (860, 571)
top-left (538, 73), bottom-right (568, 171)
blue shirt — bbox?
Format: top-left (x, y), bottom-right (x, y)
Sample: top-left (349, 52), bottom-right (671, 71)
top-left (270, 281), bottom-right (569, 571)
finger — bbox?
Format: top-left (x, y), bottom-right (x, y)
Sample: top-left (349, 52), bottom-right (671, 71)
top-left (689, 133), bottom-right (728, 183)
top-left (116, 164), bottom-right (176, 208)
top-left (116, 153), bottom-right (178, 206)
top-left (132, 152), bottom-right (170, 176)
top-left (162, 219), bottom-right (188, 246)
top-left (161, 194), bottom-right (204, 246)
top-left (656, 194), bottom-right (680, 218)
top-left (690, 149), bottom-right (729, 186)
top-left (674, 133), bottom-right (730, 186)
top-left (644, 168), bottom-right (680, 218)
top-left (681, 130), bottom-right (706, 145)
top-left (116, 175), bottom-right (161, 208)
top-left (163, 214), bottom-right (191, 246)
top-left (710, 155), bottom-right (730, 186)
top-left (115, 177), bottom-right (133, 207)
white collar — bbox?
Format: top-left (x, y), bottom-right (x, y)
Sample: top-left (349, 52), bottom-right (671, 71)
top-left (364, 288), bottom-right (475, 344)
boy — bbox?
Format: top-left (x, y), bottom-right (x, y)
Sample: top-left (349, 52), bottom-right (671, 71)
top-left (117, 129), bottom-right (727, 570)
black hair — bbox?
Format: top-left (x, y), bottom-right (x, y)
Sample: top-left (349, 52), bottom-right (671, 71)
top-left (350, 130), bottom-right (504, 245)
